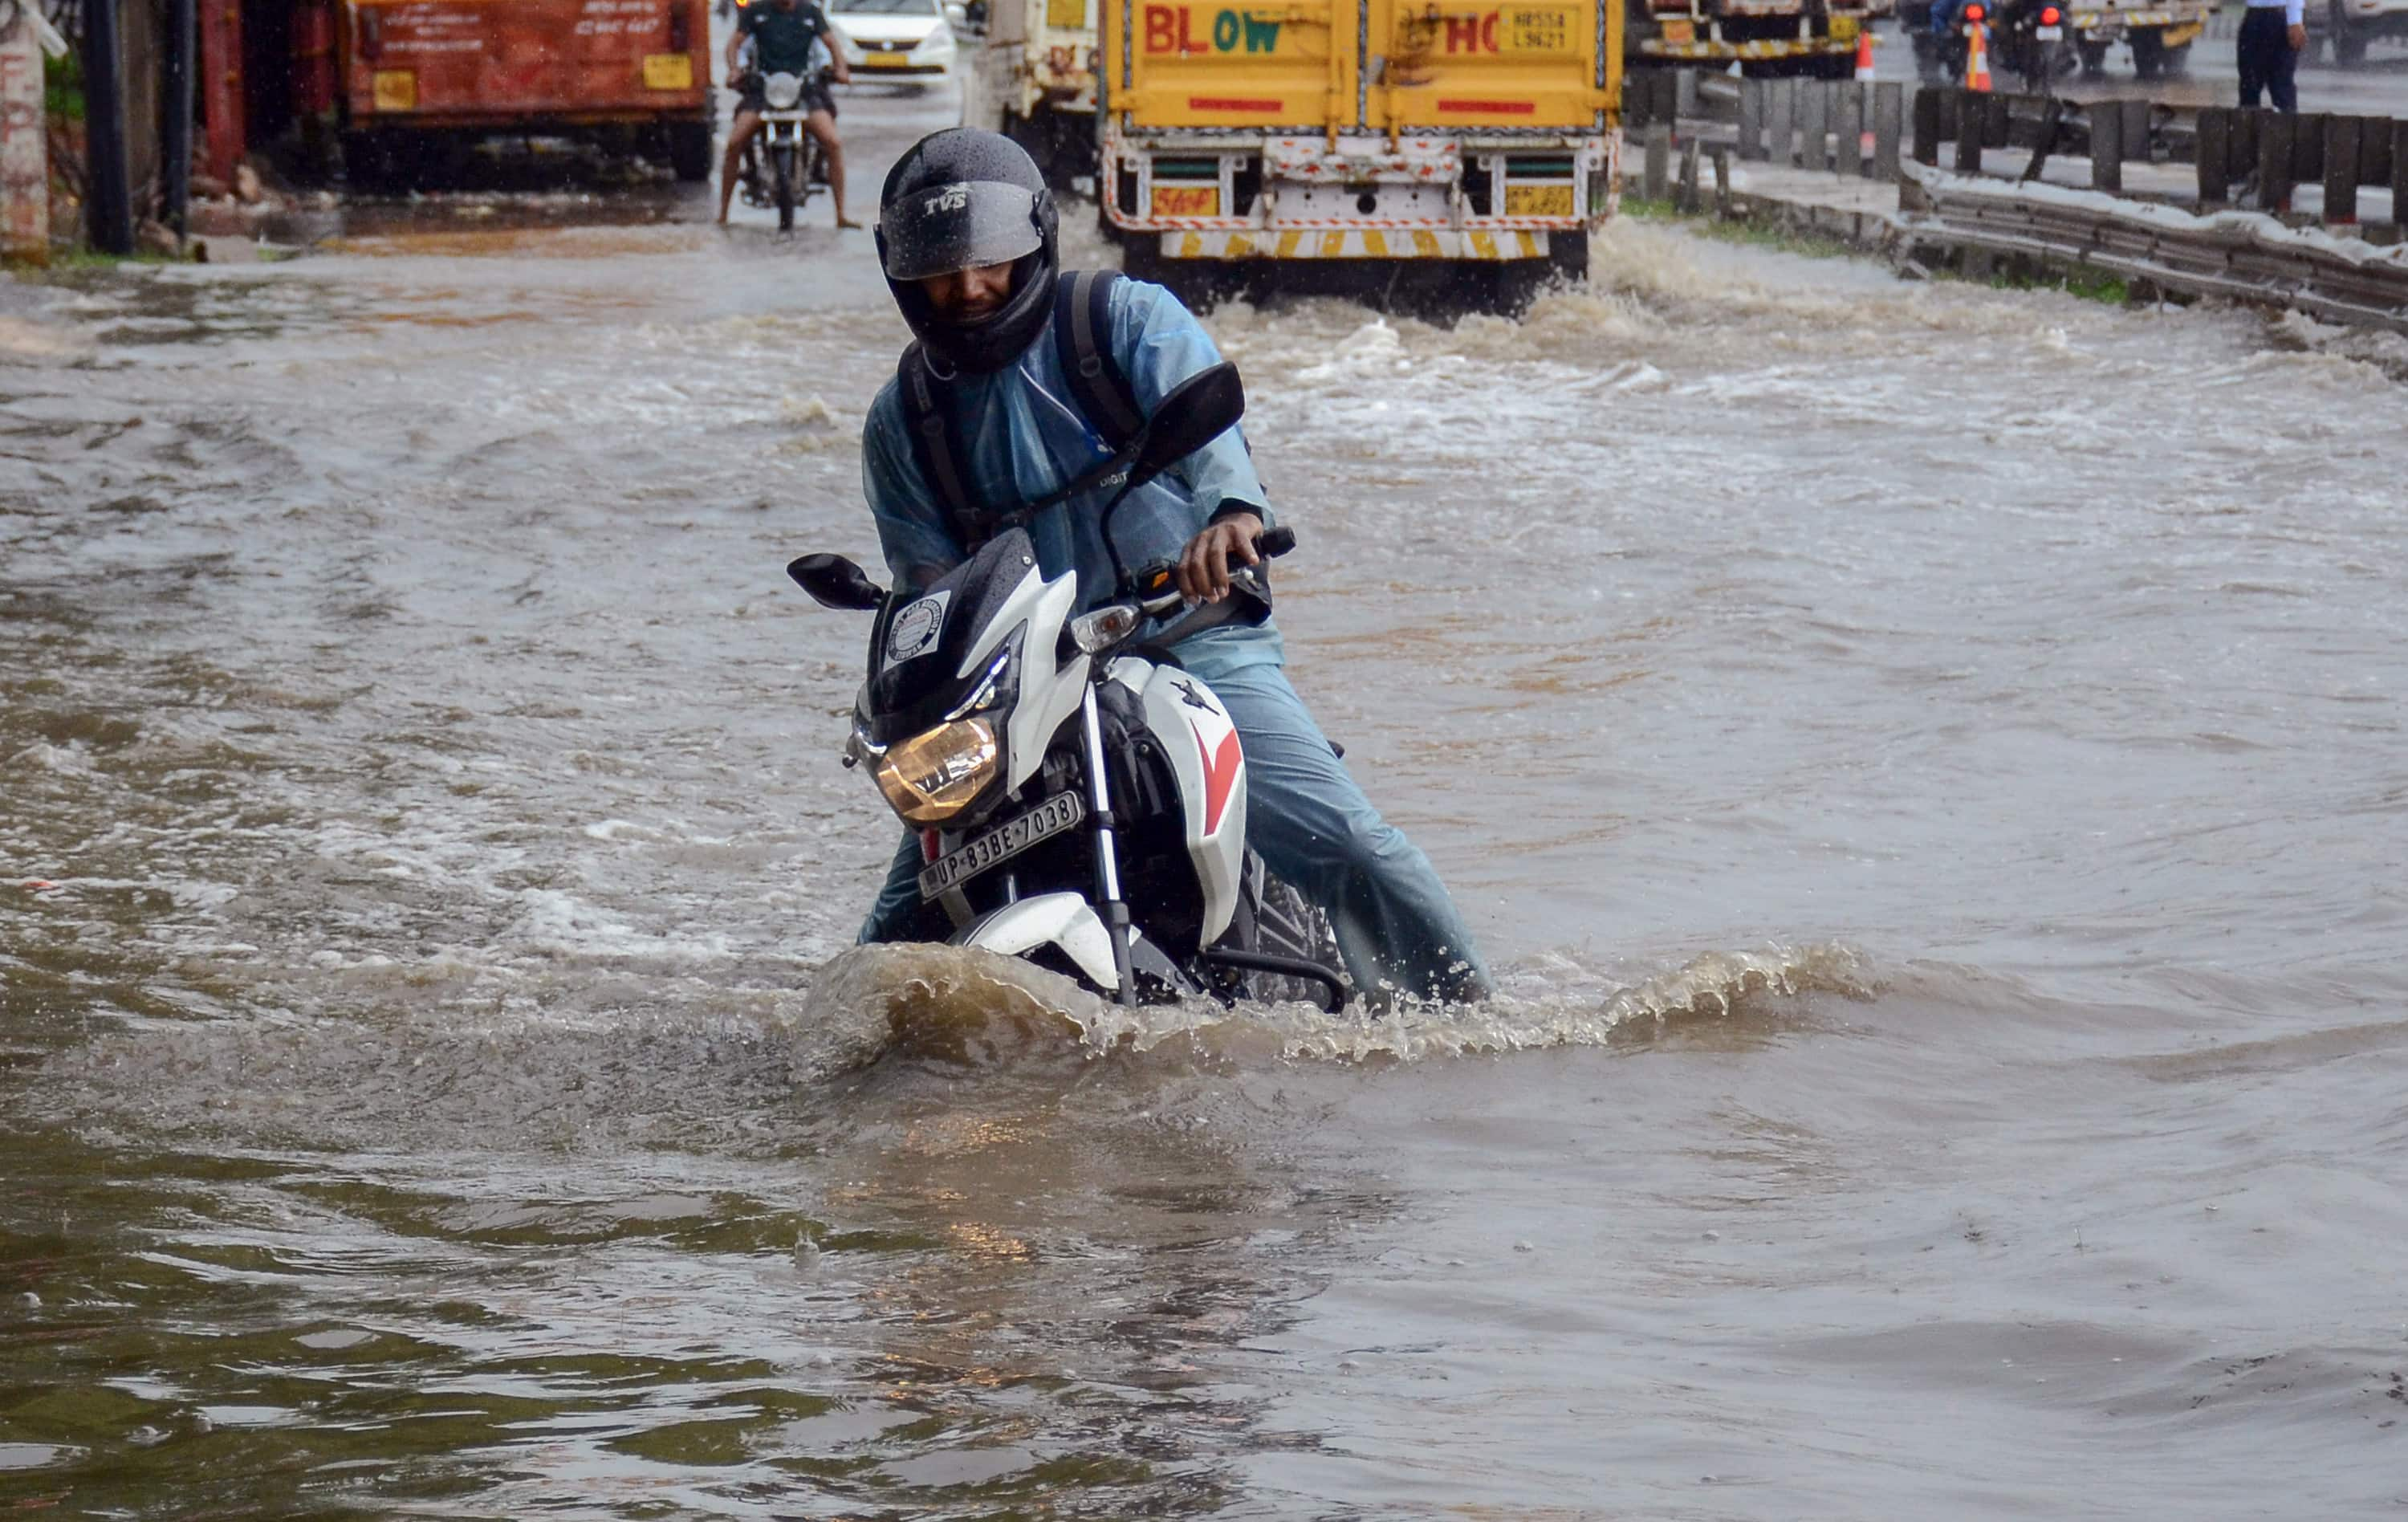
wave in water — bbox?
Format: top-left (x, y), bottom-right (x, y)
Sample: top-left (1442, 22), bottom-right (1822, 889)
top-left (36, 940), bottom-right (1878, 1155)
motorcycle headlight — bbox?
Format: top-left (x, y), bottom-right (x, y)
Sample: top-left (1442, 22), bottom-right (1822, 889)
top-left (873, 717), bottom-right (999, 825)
top-left (764, 71), bottom-right (803, 108)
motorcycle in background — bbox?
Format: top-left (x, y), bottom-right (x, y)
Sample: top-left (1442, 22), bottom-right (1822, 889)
top-left (737, 67), bottom-right (834, 230)
top-left (1999, 0), bottom-right (2076, 92)
top-left (1919, 0), bottom-right (2073, 92)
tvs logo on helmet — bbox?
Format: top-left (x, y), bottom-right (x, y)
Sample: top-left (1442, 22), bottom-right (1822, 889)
top-left (924, 185), bottom-right (970, 214)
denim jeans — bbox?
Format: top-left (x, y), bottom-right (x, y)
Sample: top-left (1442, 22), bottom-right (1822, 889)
top-left (856, 661), bottom-right (1492, 1003)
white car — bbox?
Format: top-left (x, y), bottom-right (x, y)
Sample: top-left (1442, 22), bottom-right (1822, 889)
top-left (828, 0), bottom-right (959, 76)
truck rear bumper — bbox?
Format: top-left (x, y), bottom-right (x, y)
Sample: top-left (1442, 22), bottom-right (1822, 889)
top-left (2068, 8), bottom-right (2202, 23)
top-left (1159, 228), bottom-right (1559, 259)
top-left (1639, 5), bottom-right (1892, 58)
top-left (1103, 130), bottom-right (1615, 260)
top-left (1637, 37), bottom-right (1861, 57)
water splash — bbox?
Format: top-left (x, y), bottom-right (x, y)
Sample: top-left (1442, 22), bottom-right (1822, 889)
top-left (795, 938), bottom-right (1879, 1074)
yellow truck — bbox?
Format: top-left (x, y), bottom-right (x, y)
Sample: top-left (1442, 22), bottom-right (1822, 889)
top-left (1098, 0), bottom-right (1618, 303)
top-left (1630, 0), bottom-right (1896, 79)
top-left (961, 0), bottom-right (1106, 187)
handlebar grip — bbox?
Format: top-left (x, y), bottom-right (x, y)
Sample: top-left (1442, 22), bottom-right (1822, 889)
top-left (1259, 526), bottom-right (1297, 559)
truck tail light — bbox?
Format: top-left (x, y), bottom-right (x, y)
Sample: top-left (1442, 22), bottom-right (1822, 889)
top-left (669, 5), bottom-right (692, 51)
top-left (359, 9), bottom-right (382, 60)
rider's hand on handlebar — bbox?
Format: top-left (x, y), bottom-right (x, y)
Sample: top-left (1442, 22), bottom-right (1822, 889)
top-left (1178, 513), bottom-right (1263, 605)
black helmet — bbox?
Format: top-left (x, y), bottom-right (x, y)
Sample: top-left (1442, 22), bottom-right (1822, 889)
top-left (877, 128), bottom-right (1059, 375)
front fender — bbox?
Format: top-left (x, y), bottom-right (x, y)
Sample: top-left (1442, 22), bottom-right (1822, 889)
top-left (951, 893), bottom-right (1119, 992)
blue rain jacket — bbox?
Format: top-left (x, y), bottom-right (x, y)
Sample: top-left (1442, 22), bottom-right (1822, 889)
top-left (860, 277), bottom-right (1284, 683)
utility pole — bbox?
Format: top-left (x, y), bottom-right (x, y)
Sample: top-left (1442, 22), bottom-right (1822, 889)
top-left (83, 0), bottom-right (137, 254)
top-left (165, 0), bottom-right (194, 243)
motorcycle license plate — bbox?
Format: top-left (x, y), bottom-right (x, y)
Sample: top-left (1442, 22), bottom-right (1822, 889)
top-left (919, 792), bottom-right (1086, 901)
top-left (2037, 23), bottom-right (2063, 36)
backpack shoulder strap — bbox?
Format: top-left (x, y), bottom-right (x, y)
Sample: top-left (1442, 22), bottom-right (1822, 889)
top-left (897, 341), bottom-right (983, 547)
top-left (1051, 269), bottom-right (1145, 450)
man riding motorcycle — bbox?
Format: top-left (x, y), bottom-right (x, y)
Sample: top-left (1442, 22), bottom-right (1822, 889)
top-left (852, 128), bottom-right (1493, 1005)
top-left (718, 0), bottom-right (857, 228)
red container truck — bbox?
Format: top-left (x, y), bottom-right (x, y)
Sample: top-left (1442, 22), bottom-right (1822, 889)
top-left (339, 0), bottom-right (717, 185)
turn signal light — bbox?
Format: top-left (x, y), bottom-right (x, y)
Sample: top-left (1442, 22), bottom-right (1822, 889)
top-left (1068, 605), bottom-right (1140, 654)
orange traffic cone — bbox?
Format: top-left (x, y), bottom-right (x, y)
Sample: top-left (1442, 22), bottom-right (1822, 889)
top-left (1964, 15), bottom-right (1992, 91)
top-left (1855, 28), bottom-right (1877, 81)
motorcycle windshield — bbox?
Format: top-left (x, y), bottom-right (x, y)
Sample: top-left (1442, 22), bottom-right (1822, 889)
top-left (860, 528), bottom-right (1037, 744)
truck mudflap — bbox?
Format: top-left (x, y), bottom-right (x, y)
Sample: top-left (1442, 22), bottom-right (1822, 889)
top-left (1161, 228), bottom-right (1558, 258)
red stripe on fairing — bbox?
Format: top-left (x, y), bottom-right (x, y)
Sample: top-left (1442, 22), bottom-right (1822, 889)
top-left (1191, 722), bottom-right (1242, 836)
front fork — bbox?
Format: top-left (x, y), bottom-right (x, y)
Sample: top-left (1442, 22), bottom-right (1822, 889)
top-left (1079, 682), bottom-right (1138, 1005)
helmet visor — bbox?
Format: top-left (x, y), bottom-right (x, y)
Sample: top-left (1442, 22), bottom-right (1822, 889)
top-left (880, 181), bottom-right (1044, 282)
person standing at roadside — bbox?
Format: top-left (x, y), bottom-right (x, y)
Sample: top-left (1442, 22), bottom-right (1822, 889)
top-left (2237, 0), bottom-right (2305, 114)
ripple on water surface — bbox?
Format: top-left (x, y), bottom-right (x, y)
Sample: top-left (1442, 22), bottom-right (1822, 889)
top-left (7, 185), bottom-right (2408, 1517)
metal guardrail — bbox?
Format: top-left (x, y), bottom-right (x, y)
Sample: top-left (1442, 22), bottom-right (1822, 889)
top-left (1625, 46), bottom-right (2408, 327)
top-left (1904, 168), bottom-right (2408, 328)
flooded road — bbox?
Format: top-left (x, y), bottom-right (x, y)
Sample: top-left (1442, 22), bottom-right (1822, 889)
top-left (8, 79), bottom-right (2408, 1520)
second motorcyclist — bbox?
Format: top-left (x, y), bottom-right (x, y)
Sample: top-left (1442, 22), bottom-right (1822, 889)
top-left (718, 0), bottom-right (858, 228)
top-left (852, 128), bottom-right (1493, 1006)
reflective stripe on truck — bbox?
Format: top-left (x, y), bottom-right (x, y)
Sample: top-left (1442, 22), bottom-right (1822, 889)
top-left (1163, 228), bottom-right (1555, 257)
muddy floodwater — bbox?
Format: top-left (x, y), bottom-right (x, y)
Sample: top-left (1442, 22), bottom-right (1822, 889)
top-left (7, 80), bottom-right (2408, 1520)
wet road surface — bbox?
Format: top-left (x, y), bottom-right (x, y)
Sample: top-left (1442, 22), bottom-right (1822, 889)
top-left (6, 71), bottom-right (2408, 1522)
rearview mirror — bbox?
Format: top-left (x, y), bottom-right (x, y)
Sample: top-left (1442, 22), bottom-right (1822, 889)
top-left (787, 553), bottom-right (886, 611)
top-left (1126, 362), bottom-right (1245, 490)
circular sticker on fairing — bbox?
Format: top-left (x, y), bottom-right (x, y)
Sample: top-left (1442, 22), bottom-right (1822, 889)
top-left (886, 590), bottom-right (950, 665)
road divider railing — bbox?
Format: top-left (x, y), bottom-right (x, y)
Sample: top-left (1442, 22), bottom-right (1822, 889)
top-left (1628, 77), bottom-right (1908, 206)
top-left (1912, 87), bottom-right (2174, 191)
top-left (1908, 84), bottom-right (2408, 231)
top-left (1626, 74), bottom-right (2408, 329)
top-left (1902, 169), bottom-right (2408, 328)
top-left (1733, 77), bottom-right (1910, 181)
top-left (2194, 106), bottom-right (2408, 222)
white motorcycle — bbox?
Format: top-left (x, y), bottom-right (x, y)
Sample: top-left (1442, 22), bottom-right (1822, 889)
top-left (788, 364), bottom-right (1347, 1010)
